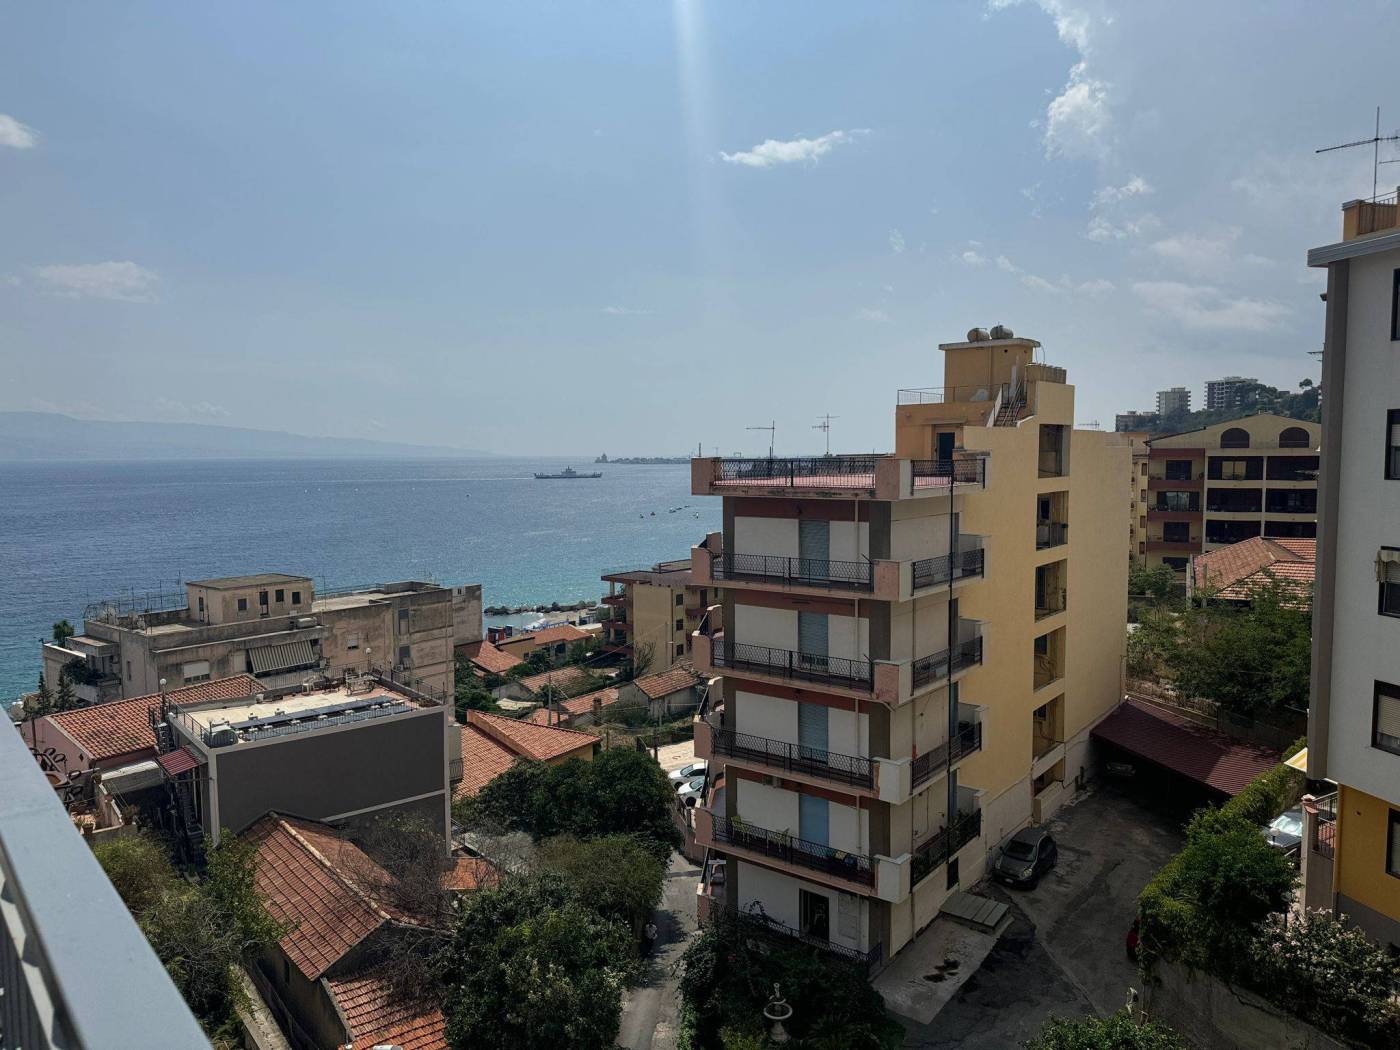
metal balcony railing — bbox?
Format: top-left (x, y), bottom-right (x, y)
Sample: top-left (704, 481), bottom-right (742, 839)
top-left (722, 903), bottom-right (884, 971)
top-left (0, 720), bottom-right (210, 1050)
top-left (710, 727), bottom-right (874, 789)
top-left (911, 456), bottom-right (986, 489)
top-left (912, 547), bottom-right (985, 590)
top-left (1035, 522), bottom-right (1069, 549)
top-left (713, 455), bottom-right (882, 488)
top-left (1035, 587), bottom-right (1067, 620)
top-left (911, 808), bottom-right (983, 885)
top-left (1313, 792), bottom-right (1337, 860)
top-left (714, 552), bottom-right (874, 591)
top-left (910, 721), bottom-right (984, 788)
top-left (712, 815), bottom-right (875, 886)
top-left (911, 636), bottom-right (984, 690)
top-left (712, 640), bottom-right (873, 689)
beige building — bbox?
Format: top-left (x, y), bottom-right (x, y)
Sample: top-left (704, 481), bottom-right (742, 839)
top-left (43, 574), bottom-right (456, 704)
top-left (1119, 431), bottom-right (1153, 566)
top-left (689, 326), bottom-right (1127, 968)
top-left (601, 559), bottom-right (716, 672)
top-left (1142, 414), bottom-right (1321, 573)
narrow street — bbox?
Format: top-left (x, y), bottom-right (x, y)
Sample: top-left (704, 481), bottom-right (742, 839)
top-left (618, 851), bottom-right (700, 1050)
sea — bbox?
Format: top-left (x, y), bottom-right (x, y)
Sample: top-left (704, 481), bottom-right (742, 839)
top-left (0, 457), bottom-right (720, 701)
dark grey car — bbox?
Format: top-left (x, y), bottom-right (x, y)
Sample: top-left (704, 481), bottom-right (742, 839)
top-left (993, 826), bottom-right (1058, 887)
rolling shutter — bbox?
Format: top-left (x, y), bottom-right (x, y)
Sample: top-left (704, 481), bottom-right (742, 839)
top-left (799, 794), bottom-right (829, 846)
top-left (1376, 689), bottom-right (1400, 752)
top-left (1378, 549), bottom-right (1400, 584)
top-left (797, 612), bottom-right (828, 655)
top-left (798, 703), bottom-right (829, 756)
top-left (248, 639), bottom-right (317, 675)
top-left (799, 519), bottom-right (830, 579)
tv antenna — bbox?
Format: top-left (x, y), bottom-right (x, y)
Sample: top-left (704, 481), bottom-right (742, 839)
top-left (746, 421), bottom-right (775, 458)
top-left (812, 414), bottom-right (839, 455)
top-left (1316, 106), bottom-right (1400, 201)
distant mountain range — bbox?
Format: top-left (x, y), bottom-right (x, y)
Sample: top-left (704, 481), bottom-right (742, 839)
top-left (0, 412), bottom-right (490, 461)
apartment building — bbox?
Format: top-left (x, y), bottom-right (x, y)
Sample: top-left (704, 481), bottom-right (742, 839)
top-left (688, 327), bottom-right (1127, 967)
top-left (1205, 375), bottom-right (1258, 412)
top-left (1303, 191), bottom-right (1400, 949)
top-left (1156, 386), bottom-right (1191, 417)
top-left (42, 573), bottom-right (456, 703)
top-left (601, 558), bottom-right (716, 671)
top-left (1120, 431), bottom-right (1153, 566)
top-left (1143, 414), bottom-right (1321, 573)
top-left (1114, 410), bottom-right (1159, 433)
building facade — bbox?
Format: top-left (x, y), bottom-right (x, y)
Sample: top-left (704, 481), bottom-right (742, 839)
top-left (1142, 414), bottom-right (1321, 573)
top-left (1303, 193), bottom-right (1400, 950)
top-left (1114, 410), bottom-right (1159, 433)
top-left (1119, 431), bottom-right (1153, 566)
top-left (1205, 375), bottom-right (1258, 412)
top-left (42, 574), bottom-right (456, 703)
top-left (1156, 387), bottom-right (1191, 418)
top-left (688, 329), bottom-right (1127, 967)
top-left (601, 559), bottom-right (716, 671)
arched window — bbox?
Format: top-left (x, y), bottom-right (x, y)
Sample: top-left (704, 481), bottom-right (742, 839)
top-left (1279, 426), bottom-right (1310, 449)
top-left (1220, 427), bottom-right (1250, 449)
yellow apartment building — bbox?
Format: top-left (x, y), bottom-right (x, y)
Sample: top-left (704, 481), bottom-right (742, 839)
top-left (601, 559), bottom-right (715, 672)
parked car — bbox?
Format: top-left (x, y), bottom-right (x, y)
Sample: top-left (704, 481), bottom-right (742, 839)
top-left (676, 775), bottom-right (707, 807)
top-left (1264, 808), bottom-right (1304, 858)
top-left (993, 826), bottom-right (1058, 887)
top-left (669, 760), bottom-right (708, 785)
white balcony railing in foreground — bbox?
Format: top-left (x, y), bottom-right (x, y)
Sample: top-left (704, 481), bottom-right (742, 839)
top-left (0, 719), bottom-right (209, 1050)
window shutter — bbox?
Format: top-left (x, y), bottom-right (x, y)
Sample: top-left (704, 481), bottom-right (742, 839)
top-left (1376, 691), bottom-right (1400, 744)
top-left (1390, 815), bottom-right (1400, 875)
top-left (1378, 549), bottom-right (1400, 583)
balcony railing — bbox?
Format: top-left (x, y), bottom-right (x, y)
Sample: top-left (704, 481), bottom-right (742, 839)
top-left (0, 720), bottom-right (210, 1049)
top-left (710, 727), bottom-right (874, 789)
top-left (712, 640), bottom-right (873, 689)
top-left (910, 721), bottom-right (984, 788)
top-left (1035, 587), bottom-right (1066, 620)
top-left (722, 903), bottom-right (884, 972)
top-left (1034, 653), bottom-right (1063, 690)
top-left (911, 636), bottom-right (983, 690)
top-left (911, 456), bottom-right (986, 490)
top-left (912, 547), bottom-right (985, 590)
top-left (714, 455), bottom-right (882, 488)
top-left (897, 383), bottom-right (1009, 406)
top-left (714, 552), bottom-right (874, 592)
top-left (713, 815), bottom-right (875, 886)
top-left (1313, 792), bottom-right (1337, 860)
top-left (911, 808), bottom-right (983, 885)
top-left (1035, 522), bottom-right (1069, 549)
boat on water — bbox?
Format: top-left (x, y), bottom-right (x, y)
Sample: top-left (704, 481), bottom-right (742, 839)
top-left (533, 466), bottom-right (603, 479)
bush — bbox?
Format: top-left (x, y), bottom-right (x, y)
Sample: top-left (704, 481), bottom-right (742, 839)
top-left (1220, 738), bottom-right (1304, 826)
top-left (1024, 1010), bottom-right (1186, 1049)
top-left (533, 834), bottom-right (664, 938)
top-left (93, 832), bottom-right (178, 917)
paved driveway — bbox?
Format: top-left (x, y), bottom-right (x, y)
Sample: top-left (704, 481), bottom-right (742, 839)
top-left (618, 851), bottom-right (700, 1050)
top-left (901, 783), bottom-right (1186, 1048)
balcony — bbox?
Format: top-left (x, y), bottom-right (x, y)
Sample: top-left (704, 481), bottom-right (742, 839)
top-left (0, 720), bottom-right (210, 1049)
top-left (1146, 508), bottom-right (1201, 522)
top-left (1035, 522), bottom-right (1068, 550)
top-left (1147, 476), bottom-right (1203, 491)
top-left (710, 813), bottom-right (875, 887)
top-left (1035, 587), bottom-right (1066, 622)
top-left (910, 455), bottom-right (987, 492)
top-left (911, 545), bottom-right (985, 590)
top-left (718, 903), bottom-right (884, 972)
top-left (601, 593), bottom-right (626, 607)
top-left (713, 551), bottom-right (875, 592)
top-left (712, 639), bottom-right (873, 690)
top-left (1343, 192), bottom-right (1399, 240)
top-left (708, 726), bottom-right (874, 790)
top-left (695, 454), bottom-right (892, 497)
top-left (911, 634), bottom-right (983, 691)
top-left (910, 807), bottom-right (983, 886)
top-left (1145, 538), bottom-right (1200, 553)
top-left (911, 715), bottom-right (984, 789)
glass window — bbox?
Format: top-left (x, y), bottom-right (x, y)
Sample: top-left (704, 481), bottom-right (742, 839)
top-left (1164, 460), bottom-right (1194, 481)
top-left (292, 590), bottom-right (302, 604)
top-left (1392, 268), bottom-right (1400, 341)
top-left (1388, 810), bottom-right (1400, 879)
top-left (1380, 553), bottom-right (1400, 618)
top-left (237, 597), bottom-right (248, 612)
top-left (1266, 489), bottom-right (1317, 514)
top-left (675, 619), bottom-right (683, 632)
top-left (675, 593), bottom-right (684, 606)
top-left (182, 660), bottom-right (210, 684)
top-left (1278, 427), bottom-right (1310, 449)
top-left (259, 590), bottom-right (268, 605)
top-left (1209, 457), bottom-right (1263, 481)
top-left (1387, 411), bottom-right (1400, 480)
top-left (1220, 427), bottom-right (1251, 449)
top-left (1162, 522), bottom-right (1191, 543)
top-left (1374, 682), bottom-right (1400, 756)
top-left (1164, 557), bottom-right (1189, 571)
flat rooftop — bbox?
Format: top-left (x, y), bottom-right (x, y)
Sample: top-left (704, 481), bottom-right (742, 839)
top-left (185, 573), bottom-right (311, 590)
top-left (176, 681), bottom-right (429, 745)
top-left (312, 589), bottom-right (398, 612)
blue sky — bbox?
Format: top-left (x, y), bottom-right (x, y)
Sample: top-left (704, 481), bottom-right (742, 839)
top-left (1, 1), bottom-right (1396, 454)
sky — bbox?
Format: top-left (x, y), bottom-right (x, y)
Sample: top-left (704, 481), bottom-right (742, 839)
top-left (1, 1), bottom-right (1397, 455)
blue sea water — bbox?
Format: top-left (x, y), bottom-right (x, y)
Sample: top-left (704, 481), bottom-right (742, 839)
top-left (0, 457), bottom-right (719, 701)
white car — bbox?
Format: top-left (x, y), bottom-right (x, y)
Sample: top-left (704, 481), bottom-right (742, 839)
top-left (676, 775), bottom-right (708, 807)
top-left (669, 760), bottom-right (708, 786)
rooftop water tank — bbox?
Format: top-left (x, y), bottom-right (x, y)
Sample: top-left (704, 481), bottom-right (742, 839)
top-left (966, 327), bottom-right (990, 342)
top-left (990, 324), bottom-right (1014, 339)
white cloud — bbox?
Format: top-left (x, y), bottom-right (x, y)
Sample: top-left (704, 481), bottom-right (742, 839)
top-left (961, 249), bottom-right (988, 267)
top-left (719, 129), bottom-right (866, 169)
top-left (855, 307), bottom-right (892, 324)
top-left (0, 113), bottom-right (38, 149)
top-left (888, 229), bottom-right (906, 254)
top-left (154, 397), bottom-right (230, 420)
top-left (1093, 176), bottom-right (1152, 206)
top-left (992, 252), bottom-right (1112, 294)
top-left (1132, 281), bottom-right (1289, 332)
top-left (33, 261), bottom-right (160, 302)
top-left (1148, 227), bottom-right (1273, 277)
top-left (1044, 62), bottom-right (1111, 158)
top-left (600, 305), bottom-right (650, 316)
top-left (1086, 212), bottom-right (1159, 242)
top-left (996, 255), bottom-right (1018, 273)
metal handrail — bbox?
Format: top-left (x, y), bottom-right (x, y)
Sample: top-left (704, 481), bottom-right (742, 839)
top-left (896, 383), bottom-right (1009, 406)
top-left (911, 636), bottom-right (983, 690)
top-left (714, 455), bottom-right (883, 486)
top-left (1035, 587), bottom-right (1067, 620)
top-left (912, 547), bottom-right (985, 589)
top-left (712, 640), bottom-right (873, 688)
top-left (911, 456), bottom-right (986, 489)
top-left (710, 727), bottom-right (874, 789)
top-left (721, 903), bottom-right (884, 971)
top-left (1035, 522), bottom-right (1070, 548)
top-left (714, 551), bottom-right (874, 591)
top-left (712, 815), bottom-right (875, 885)
top-left (910, 722), bottom-right (984, 788)
top-left (910, 808), bottom-right (983, 885)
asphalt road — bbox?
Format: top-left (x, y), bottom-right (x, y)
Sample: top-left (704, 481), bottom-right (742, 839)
top-left (618, 851), bottom-right (701, 1050)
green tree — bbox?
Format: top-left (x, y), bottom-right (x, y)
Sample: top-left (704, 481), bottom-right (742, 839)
top-left (1128, 563), bottom-right (1178, 600)
top-left (54, 673), bottom-right (79, 712)
top-left (533, 834), bottom-right (665, 936)
top-left (140, 885), bottom-right (243, 1030)
top-left (203, 833), bottom-right (289, 955)
top-left (93, 832), bottom-right (179, 917)
top-left (440, 873), bottom-right (630, 1050)
top-left (1024, 1010), bottom-right (1186, 1049)
top-left (1127, 607), bottom-right (1179, 679)
top-left (52, 618), bottom-right (75, 643)
top-left (26, 673), bottom-right (54, 720)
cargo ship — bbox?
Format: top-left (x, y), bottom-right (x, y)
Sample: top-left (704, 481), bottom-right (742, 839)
top-left (533, 466), bottom-right (603, 479)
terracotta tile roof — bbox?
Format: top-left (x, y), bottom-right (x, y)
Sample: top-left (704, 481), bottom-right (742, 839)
top-left (468, 710), bottom-right (597, 763)
top-left (156, 747), bottom-right (200, 777)
top-left (1091, 698), bottom-right (1280, 796)
top-left (325, 972), bottom-right (447, 1050)
top-left (455, 723), bottom-right (520, 800)
top-left (1193, 536), bottom-right (1316, 605)
top-left (444, 855), bottom-right (497, 892)
top-left (497, 623), bottom-right (588, 650)
top-left (45, 674), bottom-right (259, 762)
top-left (245, 814), bottom-right (410, 980)
top-left (513, 664), bottom-right (595, 697)
top-left (460, 639), bottom-right (522, 675)
top-left (633, 663), bottom-right (701, 700)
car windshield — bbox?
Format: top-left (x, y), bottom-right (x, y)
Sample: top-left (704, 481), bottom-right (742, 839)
top-left (1270, 813), bottom-right (1303, 837)
top-left (1004, 841), bottom-right (1037, 861)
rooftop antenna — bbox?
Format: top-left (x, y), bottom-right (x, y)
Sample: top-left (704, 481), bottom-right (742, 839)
top-left (1316, 106), bottom-right (1400, 201)
top-left (812, 414), bottom-right (839, 456)
top-left (746, 421), bottom-right (775, 459)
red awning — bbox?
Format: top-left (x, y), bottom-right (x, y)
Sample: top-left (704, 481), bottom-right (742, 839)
top-left (1091, 699), bottom-right (1279, 796)
top-left (157, 747), bottom-right (200, 778)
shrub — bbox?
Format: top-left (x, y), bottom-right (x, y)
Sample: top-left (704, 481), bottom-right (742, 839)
top-left (533, 834), bottom-right (665, 938)
top-left (1024, 1010), bottom-right (1186, 1049)
top-left (1220, 738), bottom-right (1305, 827)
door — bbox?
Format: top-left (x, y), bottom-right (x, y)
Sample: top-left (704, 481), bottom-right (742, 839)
top-left (799, 889), bottom-right (830, 940)
top-left (797, 611), bottom-right (828, 672)
top-left (798, 703), bottom-right (829, 759)
top-left (799, 794), bottom-right (829, 846)
top-left (799, 518), bottom-right (830, 580)
top-left (936, 431), bottom-right (955, 463)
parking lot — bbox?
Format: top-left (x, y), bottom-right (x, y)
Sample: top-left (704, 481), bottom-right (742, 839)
top-left (900, 782), bottom-right (1187, 1048)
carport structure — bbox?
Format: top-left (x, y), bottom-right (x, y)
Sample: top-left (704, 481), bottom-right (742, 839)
top-left (1091, 698), bottom-right (1279, 798)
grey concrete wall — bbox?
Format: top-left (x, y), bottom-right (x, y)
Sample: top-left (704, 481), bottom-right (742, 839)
top-left (453, 584), bottom-right (484, 647)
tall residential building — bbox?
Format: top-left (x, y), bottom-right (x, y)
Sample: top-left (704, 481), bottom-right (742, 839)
top-left (1119, 431), bottom-right (1153, 565)
top-left (1156, 386), bottom-right (1191, 418)
top-left (601, 558), bottom-right (716, 671)
top-left (689, 327), bottom-right (1127, 967)
top-left (1114, 410), bottom-right (1159, 433)
top-left (1143, 414), bottom-right (1321, 573)
top-left (1302, 191), bottom-right (1400, 949)
top-left (1205, 375), bottom-right (1258, 412)
top-left (41, 574), bottom-right (456, 703)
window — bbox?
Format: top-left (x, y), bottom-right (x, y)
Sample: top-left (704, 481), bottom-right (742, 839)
top-left (346, 632), bottom-right (361, 651)
top-left (1278, 427), bottom-right (1311, 449)
top-left (799, 889), bottom-right (830, 940)
top-left (1392, 268), bottom-right (1400, 341)
top-left (1266, 489), bottom-right (1317, 514)
top-left (1206, 520), bottom-right (1262, 544)
top-left (125, 660), bottom-right (132, 680)
top-left (675, 643), bottom-right (685, 657)
top-left (1209, 457), bottom-right (1263, 481)
top-left (197, 595), bottom-right (205, 618)
top-left (398, 644), bottom-right (411, 666)
top-left (237, 597), bottom-right (248, 612)
top-left (1387, 411), bottom-right (1400, 480)
top-left (675, 593), bottom-right (684, 606)
top-left (1380, 550), bottom-right (1400, 618)
top-left (274, 588), bottom-right (284, 603)
top-left (1264, 521), bottom-right (1317, 539)
top-left (1208, 488), bottom-right (1262, 513)
top-left (398, 608), bottom-right (410, 632)
top-left (1164, 459), bottom-right (1195, 481)
top-left (1164, 557), bottom-right (1189, 572)
top-left (1220, 427), bottom-right (1251, 449)
top-left (674, 619), bottom-right (683, 632)
top-left (1157, 491), bottom-right (1199, 512)
top-left (1389, 810), bottom-right (1400, 879)
top-left (1139, 542), bottom-right (1146, 555)
top-left (1162, 522), bottom-right (1191, 543)
top-left (1268, 455), bottom-right (1319, 481)
top-left (1373, 681), bottom-right (1400, 756)
top-left (292, 590), bottom-right (302, 605)
top-left (259, 590), bottom-right (269, 606)
top-left (182, 660), bottom-right (211, 684)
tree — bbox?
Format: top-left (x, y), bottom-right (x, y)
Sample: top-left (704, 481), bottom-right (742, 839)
top-left (203, 833), bottom-right (289, 956)
top-left (533, 834), bottom-right (665, 937)
top-left (52, 619), bottom-right (75, 643)
top-left (626, 640), bottom-right (655, 681)
top-left (54, 673), bottom-right (79, 712)
top-left (440, 873), bottom-right (631, 1050)
top-left (1128, 563), bottom-right (1178, 600)
top-left (140, 884), bottom-right (244, 1032)
top-left (454, 677), bottom-right (499, 718)
top-left (1127, 607), bottom-right (1179, 679)
top-left (1024, 1010), bottom-right (1186, 1049)
top-left (93, 832), bottom-right (179, 917)
top-left (25, 673), bottom-right (54, 720)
